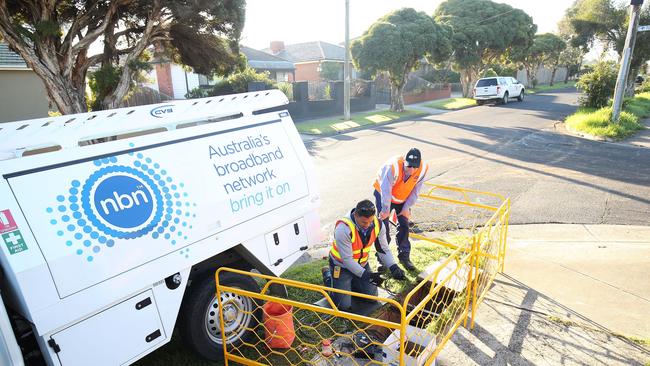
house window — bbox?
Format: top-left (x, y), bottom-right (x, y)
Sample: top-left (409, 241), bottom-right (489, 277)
top-left (276, 72), bottom-right (289, 82)
top-left (198, 74), bottom-right (210, 86)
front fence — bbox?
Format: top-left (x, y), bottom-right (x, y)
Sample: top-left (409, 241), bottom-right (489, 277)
top-left (215, 184), bottom-right (510, 365)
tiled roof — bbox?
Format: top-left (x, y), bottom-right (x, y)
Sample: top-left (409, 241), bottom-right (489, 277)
top-left (264, 41), bottom-right (345, 63)
top-left (241, 46), bottom-right (294, 70)
top-left (0, 43), bottom-right (28, 68)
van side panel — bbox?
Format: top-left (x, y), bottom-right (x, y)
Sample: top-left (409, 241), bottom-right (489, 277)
top-left (7, 119), bottom-right (308, 298)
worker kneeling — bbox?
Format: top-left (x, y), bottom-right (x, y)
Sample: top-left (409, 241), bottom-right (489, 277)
top-left (323, 199), bottom-right (405, 313)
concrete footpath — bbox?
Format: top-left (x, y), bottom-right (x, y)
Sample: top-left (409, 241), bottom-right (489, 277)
top-left (438, 224), bottom-right (650, 365)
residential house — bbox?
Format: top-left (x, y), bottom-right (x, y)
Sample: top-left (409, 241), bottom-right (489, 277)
top-left (264, 41), bottom-right (355, 82)
top-left (0, 43), bottom-right (51, 122)
top-left (145, 58), bottom-right (213, 100)
top-left (241, 46), bottom-right (295, 82)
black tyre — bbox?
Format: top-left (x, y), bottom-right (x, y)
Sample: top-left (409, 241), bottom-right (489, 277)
top-left (178, 271), bottom-right (261, 361)
top-left (501, 92), bottom-right (509, 105)
top-left (476, 100), bottom-right (485, 106)
top-left (517, 89), bottom-right (525, 102)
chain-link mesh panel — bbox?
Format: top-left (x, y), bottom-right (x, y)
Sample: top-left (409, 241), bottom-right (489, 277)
top-left (215, 184), bottom-right (510, 365)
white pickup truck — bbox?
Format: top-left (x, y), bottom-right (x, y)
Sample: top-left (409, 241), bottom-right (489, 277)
top-left (0, 90), bottom-right (322, 365)
top-left (473, 76), bottom-right (525, 105)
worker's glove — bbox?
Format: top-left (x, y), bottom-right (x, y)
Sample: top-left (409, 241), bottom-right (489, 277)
top-left (389, 264), bottom-right (406, 280)
top-left (361, 269), bottom-right (384, 287)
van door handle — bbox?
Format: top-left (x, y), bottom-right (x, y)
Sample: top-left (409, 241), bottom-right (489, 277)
top-left (273, 233), bottom-right (279, 245)
top-left (294, 223), bottom-right (300, 235)
top-left (135, 297), bottom-right (152, 310)
top-left (146, 329), bottom-right (161, 343)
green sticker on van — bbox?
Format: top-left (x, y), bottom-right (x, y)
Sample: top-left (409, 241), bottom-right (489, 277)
top-left (2, 230), bottom-right (27, 254)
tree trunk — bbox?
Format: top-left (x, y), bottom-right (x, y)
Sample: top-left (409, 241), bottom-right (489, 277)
top-left (390, 82), bottom-right (405, 112)
top-left (459, 67), bottom-right (479, 98)
top-left (550, 67), bottom-right (557, 86)
top-left (564, 67), bottom-right (570, 84)
top-left (34, 67), bottom-right (88, 114)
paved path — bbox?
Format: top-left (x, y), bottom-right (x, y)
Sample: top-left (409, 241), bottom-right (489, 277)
top-left (437, 224), bottom-right (650, 365)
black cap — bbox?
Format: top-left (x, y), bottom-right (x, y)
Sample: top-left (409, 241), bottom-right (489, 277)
top-left (404, 148), bottom-right (421, 168)
top-left (355, 199), bottom-right (376, 218)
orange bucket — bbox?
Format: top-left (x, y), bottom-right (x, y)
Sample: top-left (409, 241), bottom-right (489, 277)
top-left (263, 302), bottom-right (295, 348)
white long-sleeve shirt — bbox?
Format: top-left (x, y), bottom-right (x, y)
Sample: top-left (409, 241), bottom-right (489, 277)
top-left (331, 211), bottom-right (396, 277)
top-left (377, 157), bottom-right (428, 213)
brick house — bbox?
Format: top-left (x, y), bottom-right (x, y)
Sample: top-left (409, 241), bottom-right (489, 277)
top-left (241, 46), bottom-right (295, 82)
top-left (264, 41), bottom-right (355, 82)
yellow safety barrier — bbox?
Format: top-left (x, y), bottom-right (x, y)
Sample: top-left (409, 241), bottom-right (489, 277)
top-left (215, 184), bottom-right (510, 365)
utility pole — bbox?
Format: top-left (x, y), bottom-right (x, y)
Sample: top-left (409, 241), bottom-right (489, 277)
top-left (612, 0), bottom-right (643, 122)
top-left (344, 0), bottom-right (351, 120)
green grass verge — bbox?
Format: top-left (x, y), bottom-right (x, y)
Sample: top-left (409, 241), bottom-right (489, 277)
top-left (424, 97), bottom-right (477, 110)
top-left (527, 80), bottom-right (577, 94)
top-left (565, 92), bottom-right (649, 140)
top-left (296, 109), bottom-right (426, 135)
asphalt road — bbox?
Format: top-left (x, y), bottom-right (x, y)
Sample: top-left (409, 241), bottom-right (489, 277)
top-left (305, 89), bottom-right (650, 233)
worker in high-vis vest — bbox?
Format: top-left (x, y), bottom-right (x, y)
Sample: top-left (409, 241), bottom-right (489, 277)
top-left (373, 148), bottom-right (429, 271)
top-left (322, 199), bottom-right (405, 312)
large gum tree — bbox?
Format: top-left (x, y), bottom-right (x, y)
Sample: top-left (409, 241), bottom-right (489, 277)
top-left (563, 0), bottom-right (650, 96)
top-left (0, 0), bottom-right (245, 114)
top-left (435, 0), bottom-right (536, 97)
top-left (351, 8), bottom-right (452, 112)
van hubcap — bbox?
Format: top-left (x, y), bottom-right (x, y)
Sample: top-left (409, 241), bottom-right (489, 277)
top-left (205, 291), bottom-right (253, 345)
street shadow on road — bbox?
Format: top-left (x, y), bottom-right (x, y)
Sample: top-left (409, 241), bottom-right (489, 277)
top-left (478, 90), bottom-right (579, 122)
top-left (439, 274), bottom-right (650, 365)
top-left (379, 121), bottom-right (650, 207)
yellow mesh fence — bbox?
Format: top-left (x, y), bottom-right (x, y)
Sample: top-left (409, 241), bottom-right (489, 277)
top-left (215, 184), bottom-right (510, 365)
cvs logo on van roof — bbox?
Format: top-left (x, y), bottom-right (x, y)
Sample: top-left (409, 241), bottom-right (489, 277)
top-left (150, 104), bottom-right (175, 118)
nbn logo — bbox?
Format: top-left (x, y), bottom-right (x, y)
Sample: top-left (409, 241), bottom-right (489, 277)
top-left (150, 104), bottom-right (174, 118)
top-left (93, 175), bottom-right (154, 229)
top-left (99, 189), bottom-right (149, 215)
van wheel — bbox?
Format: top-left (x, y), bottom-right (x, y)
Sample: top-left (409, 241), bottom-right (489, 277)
top-left (178, 271), bottom-right (261, 361)
top-left (517, 90), bottom-right (525, 102)
top-left (476, 100), bottom-right (485, 106)
top-left (501, 92), bottom-right (509, 105)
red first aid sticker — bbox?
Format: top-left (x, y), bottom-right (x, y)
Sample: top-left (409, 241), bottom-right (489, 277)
top-left (0, 210), bottom-right (18, 234)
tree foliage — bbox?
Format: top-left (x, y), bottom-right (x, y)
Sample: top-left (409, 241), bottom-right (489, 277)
top-left (512, 33), bottom-right (566, 87)
top-left (563, 0), bottom-right (650, 93)
top-left (435, 0), bottom-right (536, 97)
top-left (0, 0), bottom-right (246, 114)
top-left (208, 67), bottom-right (276, 97)
top-left (351, 8), bottom-right (452, 111)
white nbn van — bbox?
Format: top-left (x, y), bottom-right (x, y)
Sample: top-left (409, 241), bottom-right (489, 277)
top-left (0, 90), bottom-right (321, 365)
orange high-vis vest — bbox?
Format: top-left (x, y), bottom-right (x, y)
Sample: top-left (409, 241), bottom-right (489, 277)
top-left (330, 217), bottom-right (380, 265)
top-left (373, 156), bottom-right (428, 204)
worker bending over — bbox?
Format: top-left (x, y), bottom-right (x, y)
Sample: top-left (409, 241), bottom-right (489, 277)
top-left (323, 200), bottom-right (405, 312)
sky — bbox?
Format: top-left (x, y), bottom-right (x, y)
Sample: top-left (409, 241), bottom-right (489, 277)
top-left (241, 0), bottom-right (574, 50)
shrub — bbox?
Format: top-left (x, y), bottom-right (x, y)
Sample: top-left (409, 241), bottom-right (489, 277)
top-left (277, 82), bottom-right (293, 101)
top-left (209, 67), bottom-right (276, 96)
top-left (185, 87), bottom-right (208, 99)
top-left (576, 60), bottom-right (618, 108)
top-left (319, 61), bottom-right (342, 81)
top-left (637, 77), bottom-right (650, 93)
